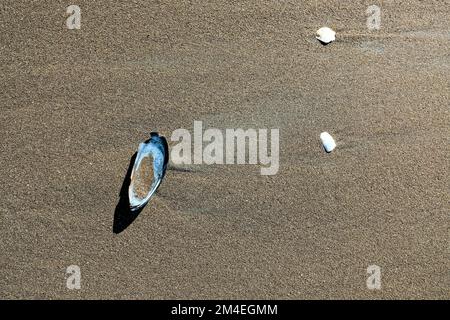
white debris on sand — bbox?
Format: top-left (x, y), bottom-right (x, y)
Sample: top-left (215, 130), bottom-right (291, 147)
top-left (320, 132), bottom-right (336, 153)
top-left (316, 27), bottom-right (336, 44)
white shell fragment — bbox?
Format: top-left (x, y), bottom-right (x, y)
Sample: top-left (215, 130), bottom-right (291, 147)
top-left (316, 27), bottom-right (336, 44)
top-left (128, 132), bottom-right (169, 212)
top-left (320, 132), bottom-right (336, 153)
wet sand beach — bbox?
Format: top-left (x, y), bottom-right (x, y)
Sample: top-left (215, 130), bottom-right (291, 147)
top-left (0, 1), bottom-right (448, 299)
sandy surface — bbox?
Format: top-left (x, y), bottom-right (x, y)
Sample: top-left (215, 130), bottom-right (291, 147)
top-left (0, 0), bottom-right (449, 299)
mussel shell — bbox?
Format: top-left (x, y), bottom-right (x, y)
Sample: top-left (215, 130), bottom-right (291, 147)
top-left (128, 132), bottom-right (169, 211)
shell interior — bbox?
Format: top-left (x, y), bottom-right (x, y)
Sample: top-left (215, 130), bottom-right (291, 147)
top-left (128, 134), bottom-right (168, 211)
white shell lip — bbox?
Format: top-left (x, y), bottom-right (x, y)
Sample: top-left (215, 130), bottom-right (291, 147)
top-left (128, 132), bottom-right (169, 212)
top-left (316, 27), bottom-right (336, 44)
top-left (320, 132), bottom-right (336, 153)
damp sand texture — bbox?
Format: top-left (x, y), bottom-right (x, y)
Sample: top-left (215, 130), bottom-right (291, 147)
top-left (0, 1), bottom-right (449, 299)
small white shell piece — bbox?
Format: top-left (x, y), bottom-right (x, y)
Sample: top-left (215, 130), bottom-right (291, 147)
top-left (320, 132), bottom-right (336, 153)
top-left (316, 27), bottom-right (336, 44)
